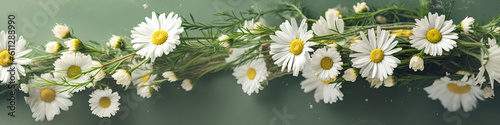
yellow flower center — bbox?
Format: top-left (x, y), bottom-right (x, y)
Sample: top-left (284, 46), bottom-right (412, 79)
top-left (0, 50), bottom-right (13, 67)
top-left (426, 29), bottom-right (442, 43)
top-left (447, 83), bottom-right (471, 94)
top-left (40, 88), bottom-right (56, 102)
top-left (321, 77), bottom-right (337, 84)
top-left (151, 30), bottom-right (169, 45)
top-left (99, 97), bottom-right (111, 108)
top-left (141, 72), bottom-right (151, 84)
top-left (289, 39), bottom-right (304, 55)
top-left (320, 57), bottom-right (334, 70)
top-left (67, 65), bottom-right (82, 79)
top-left (246, 68), bottom-right (256, 80)
top-left (370, 49), bottom-right (384, 63)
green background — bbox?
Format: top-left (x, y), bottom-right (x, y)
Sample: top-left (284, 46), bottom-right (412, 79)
top-left (1, 0), bottom-right (500, 124)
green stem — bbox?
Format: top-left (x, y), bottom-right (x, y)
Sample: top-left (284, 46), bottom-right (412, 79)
top-left (129, 58), bottom-right (150, 73)
top-left (285, 3), bottom-right (307, 20)
top-left (459, 49), bottom-right (482, 61)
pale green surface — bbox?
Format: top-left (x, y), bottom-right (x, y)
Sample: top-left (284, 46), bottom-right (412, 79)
top-left (1, 0), bottom-right (500, 125)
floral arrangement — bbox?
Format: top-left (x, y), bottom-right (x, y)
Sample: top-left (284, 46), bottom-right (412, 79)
top-left (4, 0), bottom-right (500, 121)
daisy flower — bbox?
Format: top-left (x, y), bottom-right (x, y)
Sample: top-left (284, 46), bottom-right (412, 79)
top-left (232, 57), bottom-right (268, 95)
top-left (182, 79), bottom-right (194, 91)
top-left (45, 41), bottom-right (61, 53)
top-left (64, 39), bottom-right (82, 52)
top-left (52, 23), bottom-right (70, 39)
top-left (270, 18), bottom-right (315, 76)
top-left (131, 12), bottom-right (184, 62)
top-left (129, 60), bottom-right (159, 98)
top-left (311, 12), bottom-right (344, 36)
top-left (350, 26), bottom-right (402, 81)
top-left (409, 12), bottom-right (458, 56)
top-left (53, 52), bottom-right (93, 92)
top-left (112, 69), bottom-right (132, 89)
top-left (89, 88), bottom-right (121, 118)
top-left (237, 19), bottom-right (258, 34)
top-left (424, 75), bottom-right (483, 112)
top-left (342, 68), bottom-right (358, 82)
top-left (477, 38), bottom-right (500, 88)
top-left (218, 34), bottom-right (231, 48)
top-left (0, 31), bottom-right (32, 83)
top-left (366, 76), bottom-right (396, 89)
top-left (162, 71), bottom-right (178, 82)
top-left (409, 55), bottom-right (424, 72)
top-left (310, 47), bottom-right (343, 81)
top-left (353, 2), bottom-right (369, 13)
top-left (107, 35), bottom-right (123, 49)
top-left (325, 8), bottom-right (342, 18)
top-left (460, 16), bottom-right (474, 33)
top-left (300, 67), bottom-right (343, 104)
top-left (24, 73), bottom-right (72, 121)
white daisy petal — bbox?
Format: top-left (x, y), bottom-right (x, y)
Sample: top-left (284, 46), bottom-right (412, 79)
top-left (410, 12), bottom-right (458, 56)
top-left (131, 11), bottom-right (184, 62)
top-left (270, 18), bottom-right (314, 76)
top-left (350, 26), bottom-right (401, 80)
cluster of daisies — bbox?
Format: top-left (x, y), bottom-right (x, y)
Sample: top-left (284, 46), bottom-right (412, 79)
top-left (21, 11), bottom-right (186, 121)
top-left (225, 2), bottom-right (498, 112)
top-left (14, 1), bottom-right (500, 122)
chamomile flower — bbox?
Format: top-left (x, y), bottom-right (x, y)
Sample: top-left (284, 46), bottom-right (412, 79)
top-left (53, 52), bottom-right (93, 93)
top-left (232, 57), bottom-right (268, 95)
top-left (89, 88), bottom-right (120, 118)
top-left (300, 67), bottom-right (343, 104)
top-left (311, 12), bottom-right (344, 36)
top-left (310, 47), bottom-right (343, 81)
top-left (424, 75), bottom-right (483, 112)
top-left (181, 79), bottom-right (194, 91)
top-left (52, 23), bottom-right (70, 39)
top-left (130, 60), bottom-right (159, 98)
top-left (45, 41), bottom-right (61, 53)
top-left (342, 68), bottom-right (358, 82)
top-left (131, 12), bottom-right (184, 62)
top-left (350, 26), bottom-right (402, 81)
top-left (409, 55), bottom-right (424, 72)
top-left (0, 31), bottom-right (32, 83)
top-left (237, 19), bottom-right (258, 34)
top-left (162, 71), bottom-right (178, 82)
top-left (64, 39), bottom-right (82, 52)
top-left (353, 2), bottom-right (369, 13)
top-left (270, 18), bottom-right (315, 76)
top-left (460, 17), bottom-right (474, 33)
top-left (107, 35), bottom-right (123, 49)
top-left (112, 69), bottom-right (132, 89)
top-left (24, 73), bottom-right (72, 121)
top-left (218, 34), bottom-right (231, 48)
top-left (325, 8), bottom-right (342, 18)
top-left (477, 38), bottom-right (500, 88)
top-left (409, 12), bottom-right (458, 56)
